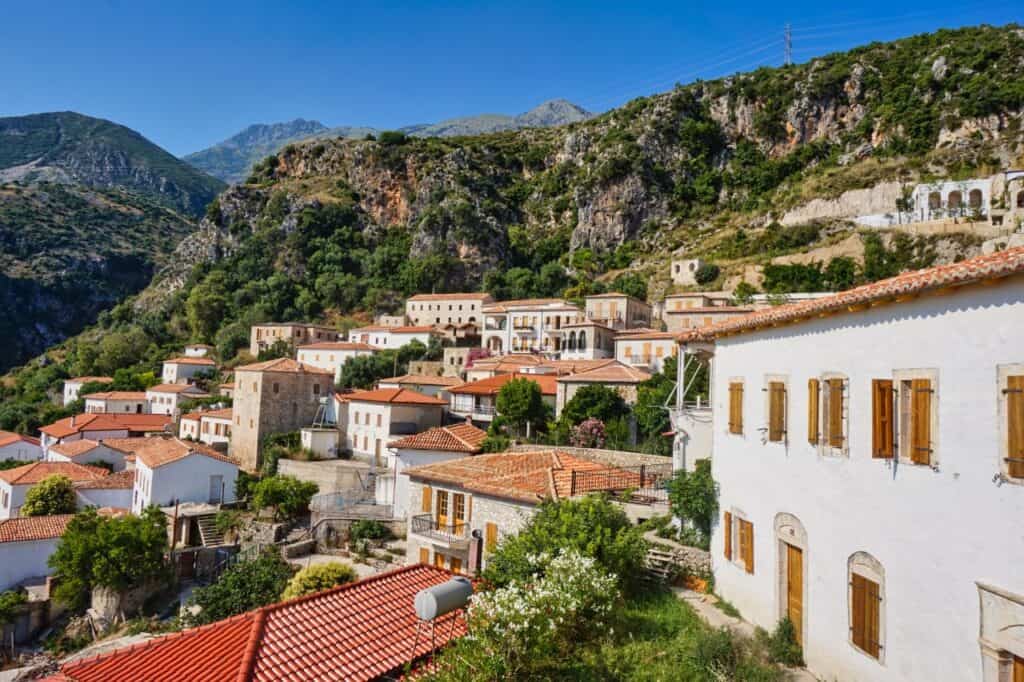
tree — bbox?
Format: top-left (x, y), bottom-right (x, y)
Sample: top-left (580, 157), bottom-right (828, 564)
top-left (484, 495), bottom-right (647, 594)
top-left (633, 355), bottom-right (682, 450)
top-left (21, 475), bottom-right (76, 516)
top-left (560, 384), bottom-right (628, 427)
top-left (570, 418), bottom-right (606, 448)
top-left (731, 281), bottom-right (758, 305)
top-left (694, 263), bottom-right (721, 285)
top-left (49, 507), bottom-right (169, 611)
top-left (182, 550), bottom-right (294, 626)
top-left (0, 589), bottom-right (26, 625)
top-left (251, 475), bottom-right (318, 521)
top-left (281, 562), bottom-right (357, 600)
top-left (186, 272), bottom-right (230, 342)
top-left (609, 272), bottom-right (647, 301)
top-left (495, 378), bottom-right (548, 436)
top-left (667, 459), bottom-right (719, 549)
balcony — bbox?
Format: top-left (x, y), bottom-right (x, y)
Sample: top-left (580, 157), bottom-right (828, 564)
top-left (410, 514), bottom-right (470, 549)
top-left (624, 354), bottom-right (654, 367)
top-left (484, 320), bottom-right (507, 331)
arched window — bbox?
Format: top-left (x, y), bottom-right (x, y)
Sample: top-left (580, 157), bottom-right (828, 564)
top-left (848, 552), bottom-right (886, 663)
top-left (578, 331), bottom-right (587, 349)
top-left (1016, 190), bottom-right (1024, 209)
top-left (948, 190), bottom-right (963, 210)
top-left (567, 331), bottom-right (576, 351)
top-left (928, 191), bottom-right (941, 210)
top-left (969, 188), bottom-right (983, 208)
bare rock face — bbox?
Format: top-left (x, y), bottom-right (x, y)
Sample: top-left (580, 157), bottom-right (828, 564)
top-left (573, 175), bottom-right (664, 250)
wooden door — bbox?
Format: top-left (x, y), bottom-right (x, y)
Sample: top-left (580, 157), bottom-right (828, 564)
top-left (452, 493), bottom-right (465, 534)
top-left (436, 490), bottom-right (449, 529)
top-left (419, 547), bottom-right (429, 564)
top-left (786, 544), bottom-right (803, 646)
top-left (1013, 655), bottom-right (1024, 682)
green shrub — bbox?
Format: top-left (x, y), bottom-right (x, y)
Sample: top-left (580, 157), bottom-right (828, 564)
top-left (281, 562), bottom-right (357, 600)
top-left (250, 475), bottom-right (318, 521)
top-left (182, 550), bottom-right (294, 626)
top-left (349, 520), bottom-right (391, 543)
top-left (22, 475), bottom-right (77, 516)
top-left (666, 459), bottom-right (719, 550)
top-left (760, 617), bottom-right (805, 667)
top-left (377, 131), bottom-right (408, 146)
top-left (694, 263), bottom-right (721, 285)
top-left (0, 589), bottom-right (27, 624)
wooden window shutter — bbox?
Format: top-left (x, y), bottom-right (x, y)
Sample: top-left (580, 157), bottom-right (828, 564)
top-left (768, 382), bottom-right (786, 442)
top-left (485, 522), bottom-right (498, 552)
top-left (421, 485), bottom-right (432, 513)
top-left (828, 378), bottom-right (845, 447)
top-left (729, 383), bottom-right (743, 434)
top-left (723, 512), bottom-right (732, 560)
top-left (1007, 375), bottom-right (1024, 478)
top-left (807, 379), bottom-right (820, 444)
top-left (911, 378), bottom-right (933, 465)
top-left (741, 520), bottom-right (754, 574)
top-left (872, 380), bottom-right (894, 458)
top-left (851, 573), bottom-right (881, 659)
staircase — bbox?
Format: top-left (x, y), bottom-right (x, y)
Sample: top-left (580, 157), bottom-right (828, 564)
top-left (643, 547), bottom-right (678, 584)
top-left (197, 514), bottom-right (225, 546)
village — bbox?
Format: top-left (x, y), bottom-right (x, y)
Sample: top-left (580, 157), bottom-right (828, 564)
top-left (0, 236), bottom-right (1018, 681)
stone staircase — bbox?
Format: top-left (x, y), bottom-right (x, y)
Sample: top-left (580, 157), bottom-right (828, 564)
top-left (197, 514), bottom-right (225, 546)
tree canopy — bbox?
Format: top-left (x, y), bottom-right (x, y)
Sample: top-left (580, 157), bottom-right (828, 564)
top-left (21, 475), bottom-right (77, 516)
top-left (495, 378), bottom-right (548, 435)
top-left (560, 384), bottom-right (629, 427)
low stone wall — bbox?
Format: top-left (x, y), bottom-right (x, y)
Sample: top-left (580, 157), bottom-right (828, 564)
top-left (239, 521), bottom-right (290, 549)
top-left (311, 518), bottom-right (406, 551)
top-left (278, 459), bottom-right (371, 495)
top-left (282, 539), bottom-right (316, 559)
top-left (0, 598), bottom-right (62, 646)
top-left (91, 579), bottom-right (164, 626)
top-left (509, 444), bottom-right (670, 468)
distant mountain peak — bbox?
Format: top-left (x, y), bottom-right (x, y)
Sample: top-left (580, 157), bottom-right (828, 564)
top-left (516, 99), bottom-right (593, 127)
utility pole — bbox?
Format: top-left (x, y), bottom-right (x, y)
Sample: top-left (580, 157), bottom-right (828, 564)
top-left (784, 23), bottom-right (792, 66)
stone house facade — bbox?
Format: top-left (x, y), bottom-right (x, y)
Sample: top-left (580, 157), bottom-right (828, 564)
top-left (249, 323), bottom-right (338, 357)
top-left (405, 293), bottom-right (493, 327)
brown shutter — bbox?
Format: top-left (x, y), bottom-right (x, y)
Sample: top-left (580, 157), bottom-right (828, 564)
top-left (729, 383), bottom-right (744, 434)
top-left (851, 574), bottom-right (881, 659)
top-left (911, 378), bottom-right (932, 465)
top-left (768, 382), bottom-right (786, 442)
top-left (723, 511), bottom-right (732, 560)
top-left (421, 485), bottom-right (432, 513)
top-left (828, 378), bottom-right (845, 447)
top-left (808, 379), bottom-right (820, 444)
top-left (1008, 375), bottom-right (1024, 478)
top-left (872, 380), bottom-right (894, 458)
top-left (485, 522), bottom-right (498, 552)
top-left (742, 520), bottom-right (754, 574)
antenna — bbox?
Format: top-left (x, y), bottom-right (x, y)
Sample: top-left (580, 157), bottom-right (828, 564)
top-left (784, 23), bottom-right (792, 66)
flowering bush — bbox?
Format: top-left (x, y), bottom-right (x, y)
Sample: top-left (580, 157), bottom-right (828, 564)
top-left (430, 550), bottom-right (619, 679)
top-left (570, 417), bottom-right (606, 448)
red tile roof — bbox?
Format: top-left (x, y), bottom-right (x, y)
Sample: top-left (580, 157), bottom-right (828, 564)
top-left (448, 372), bottom-right (557, 396)
top-left (378, 374), bottom-right (462, 387)
top-left (145, 384), bottom-right (208, 395)
top-left (342, 388), bottom-right (446, 406)
top-left (66, 376), bottom-right (113, 385)
top-left (39, 414), bottom-right (173, 439)
top-left (614, 330), bottom-right (676, 340)
top-left (75, 469), bottom-right (135, 490)
top-left (557, 362), bottom-right (652, 384)
top-left (296, 341), bottom-right (377, 351)
top-left (679, 245), bottom-right (1024, 342)
top-left (405, 450), bottom-right (616, 504)
top-left (0, 430), bottom-right (40, 448)
top-left (102, 438), bottom-right (237, 469)
top-left (82, 391), bottom-right (147, 401)
top-left (57, 565), bottom-right (465, 682)
top-left (390, 423), bottom-right (488, 453)
top-left (48, 439), bottom-right (102, 458)
top-left (163, 357), bottom-right (217, 366)
top-left (0, 461), bottom-right (109, 485)
top-left (0, 515), bottom-right (73, 543)
top-left (390, 325), bottom-right (437, 333)
top-left (234, 358), bottom-right (334, 374)
top-left (407, 292), bottom-right (492, 301)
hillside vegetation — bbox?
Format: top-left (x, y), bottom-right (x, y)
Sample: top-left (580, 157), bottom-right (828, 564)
top-left (2, 24), bottom-right (1023, 433)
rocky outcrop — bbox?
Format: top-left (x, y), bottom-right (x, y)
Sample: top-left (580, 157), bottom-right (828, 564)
top-left (781, 182), bottom-right (905, 226)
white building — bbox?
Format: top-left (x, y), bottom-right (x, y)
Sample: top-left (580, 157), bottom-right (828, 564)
top-left (347, 326), bottom-right (438, 350)
top-left (670, 258), bottom-right (706, 286)
top-left (183, 343), bottom-right (214, 358)
top-left (558, 321), bottom-right (616, 360)
top-left (554, 362), bottom-right (652, 418)
top-left (124, 438), bottom-right (239, 513)
top-left (295, 342), bottom-right (378, 382)
top-left (480, 298), bottom-right (583, 355)
top-left (38, 414), bottom-right (173, 458)
top-left (0, 431), bottom-right (42, 463)
top-left (146, 384), bottom-right (209, 416)
top-left (83, 391), bottom-right (149, 415)
top-left (376, 421), bottom-right (487, 519)
top-left (676, 246), bottom-right (1024, 682)
top-left (74, 469), bottom-right (135, 511)
top-left (178, 408), bottom-right (233, 447)
top-left (405, 293), bottom-right (493, 327)
top-left (0, 461), bottom-right (109, 519)
top-left (47, 439), bottom-right (130, 471)
top-left (376, 374), bottom-right (462, 399)
top-left (161, 357), bottom-right (216, 384)
top-left (447, 373), bottom-right (558, 425)
top-left (615, 330), bottom-right (677, 374)
top-left (62, 376), bottom-right (112, 406)
top-left (340, 388), bottom-right (445, 465)
top-left (0, 515), bottom-right (73, 591)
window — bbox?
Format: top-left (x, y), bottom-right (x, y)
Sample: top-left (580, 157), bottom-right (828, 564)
top-left (738, 519), bottom-right (754, 574)
top-left (872, 379), bottom-right (895, 458)
top-left (313, 383), bottom-right (320, 395)
top-left (896, 371), bottom-right (937, 466)
top-left (728, 382), bottom-right (744, 434)
top-left (723, 511), bottom-right (732, 559)
top-left (849, 552), bottom-right (885, 662)
top-left (767, 380), bottom-right (787, 442)
top-left (999, 367), bottom-right (1024, 479)
top-left (807, 379), bottom-right (819, 445)
top-left (376, 414), bottom-right (382, 428)
top-left (273, 382), bottom-right (279, 394)
top-left (353, 411), bottom-right (359, 425)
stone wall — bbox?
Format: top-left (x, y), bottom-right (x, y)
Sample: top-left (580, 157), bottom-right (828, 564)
top-left (278, 459), bottom-right (371, 495)
top-left (239, 520), bottom-right (290, 548)
top-left (311, 517), bottom-right (406, 551)
top-left (408, 361), bottom-right (443, 376)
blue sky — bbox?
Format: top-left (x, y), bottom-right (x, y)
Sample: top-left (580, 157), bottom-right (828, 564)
top-left (1, 1), bottom-right (1019, 156)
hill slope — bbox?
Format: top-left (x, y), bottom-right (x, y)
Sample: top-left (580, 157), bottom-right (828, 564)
top-left (0, 112), bottom-right (223, 372)
top-left (2, 24), bottom-right (1023, 432)
top-left (183, 100), bottom-right (593, 183)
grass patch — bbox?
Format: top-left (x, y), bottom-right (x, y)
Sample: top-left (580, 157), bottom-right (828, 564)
top-left (712, 594), bottom-right (742, 619)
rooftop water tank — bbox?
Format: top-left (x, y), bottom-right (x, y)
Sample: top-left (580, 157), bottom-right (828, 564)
top-left (414, 577), bottom-right (473, 621)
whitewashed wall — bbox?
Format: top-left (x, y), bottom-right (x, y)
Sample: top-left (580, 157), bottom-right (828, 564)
top-left (0, 539), bottom-right (61, 591)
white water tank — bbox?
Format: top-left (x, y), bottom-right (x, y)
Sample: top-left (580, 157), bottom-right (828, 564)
top-left (414, 577), bottom-right (473, 621)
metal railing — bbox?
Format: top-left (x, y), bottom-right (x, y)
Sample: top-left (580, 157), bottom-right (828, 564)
top-left (624, 354), bottom-right (654, 365)
top-left (410, 514), bottom-right (470, 547)
top-left (569, 463), bottom-right (674, 503)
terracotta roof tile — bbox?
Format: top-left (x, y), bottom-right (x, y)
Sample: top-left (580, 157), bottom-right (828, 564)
top-left (102, 438), bottom-right (237, 469)
top-left (664, 306), bottom-right (754, 314)
top-left (48, 439), bottom-right (102, 458)
top-left (679, 245), bottom-right (1024, 342)
top-left (39, 414), bottom-right (173, 439)
top-left (296, 341), bottom-right (378, 351)
top-left (557, 362), bottom-right (652, 384)
top-left (407, 292), bottom-right (492, 301)
top-left (234, 358), bottom-right (333, 374)
top-left (163, 357), bottom-right (216, 366)
top-left (145, 384), bottom-right (208, 395)
top-left (0, 461), bottom-right (109, 485)
top-left (0, 430), bottom-right (40, 448)
top-left (342, 388), bottom-right (446, 406)
top-left (75, 469), bottom-right (135, 490)
top-left (57, 565), bottom-right (465, 682)
top-left (448, 373), bottom-right (557, 396)
top-left (66, 377), bottom-right (113, 385)
top-left (81, 391), bottom-right (147, 401)
top-left (405, 450), bottom-right (616, 504)
top-left (389, 423), bottom-right (488, 453)
top-left (0, 515), bottom-right (73, 543)
top-left (390, 326), bottom-right (437, 333)
top-left (614, 330), bottom-right (676, 340)
top-left (378, 374), bottom-right (462, 387)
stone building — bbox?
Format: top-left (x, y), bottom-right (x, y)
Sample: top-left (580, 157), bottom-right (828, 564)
top-left (230, 358), bottom-right (334, 472)
top-left (405, 292), bottom-right (493, 327)
top-left (583, 292), bottom-right (652, 330)
top-left (248, 322), bottom-right (338, 357)
top-left (671, 258), bottom-right (706, 286)
top-left (554, 362), bottom-right (652, 417)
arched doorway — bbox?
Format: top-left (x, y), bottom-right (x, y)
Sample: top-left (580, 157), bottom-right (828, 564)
top-left (969, 188), bottom-right (983, 209)
top-left (775, 513), bottom-right (808, 648)
top-left (948, 190), bottom-right (963, 213)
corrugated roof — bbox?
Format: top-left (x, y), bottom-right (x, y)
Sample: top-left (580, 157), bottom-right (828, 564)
top-left (389, 423), bottom-right (488, 453)
top-left (56, 565), bottom-right (465, 682)
top-left (679, 245), bottom-right (1024, 342)
top-left (0, 515), bottom-right (73, 543)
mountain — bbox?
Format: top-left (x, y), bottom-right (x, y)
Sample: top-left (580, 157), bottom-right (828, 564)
top-left (0, 112), bottom-right (223, 373)
top-left (0, 112), bottom-right (224, 215)
top-left (183, 100), bottom-right (594, 183)
top-left (3, 24), bottom-right (1023, 432)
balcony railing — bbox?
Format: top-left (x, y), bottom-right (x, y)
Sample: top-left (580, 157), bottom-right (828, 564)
top-left (624, 354), bottom-right (654, 366)
top-left (569, 463), bottom-right (674, 504)
top-left (450, 402), bottom-right (496, 417)
top-left (410, 514), bottom-right (470, 548)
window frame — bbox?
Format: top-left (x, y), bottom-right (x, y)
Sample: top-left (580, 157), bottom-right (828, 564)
top-left (763, 375), bottom-right (789, 444)
top-left (997, 364), bottom-right (1024, 482)
top-left (727, 379), bottom-right (745, 436)
top-left (848, 551), bottom-right (886, 664)
top-left (818, 372), bottom-right (849, 457)
top-left (894, 368), bottom-right (940, 469)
